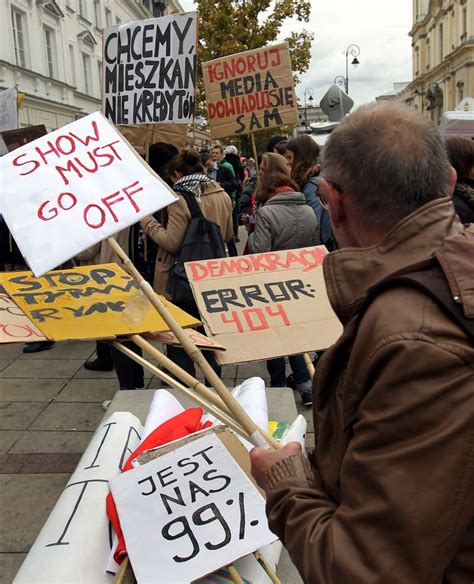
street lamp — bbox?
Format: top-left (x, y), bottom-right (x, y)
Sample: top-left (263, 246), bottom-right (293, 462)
top-left (334, 44), bottom-right (360, 94)
top-left (303, 88), bottom-right (315, 131)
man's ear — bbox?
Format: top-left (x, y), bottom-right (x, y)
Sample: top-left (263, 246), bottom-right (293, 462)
top-left (319, 178), bottom-right (345, 228)
top-left (448, 166), bottom-right (457, 197)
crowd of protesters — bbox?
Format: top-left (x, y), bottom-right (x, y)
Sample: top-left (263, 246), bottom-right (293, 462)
top-left (1, 102), bottom-right (473, 582)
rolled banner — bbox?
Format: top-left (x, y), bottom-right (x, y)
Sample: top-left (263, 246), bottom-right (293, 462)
top-left (14, 412), bottom-right (143, 584)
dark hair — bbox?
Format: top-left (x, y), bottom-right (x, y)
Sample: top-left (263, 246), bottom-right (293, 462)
top-left (267, 135), bottom-right (286, 153)
top-left (286, 135), bottom-right (320, 188)
top-left (274, 140), bottom-right (288, 156)
top-left (168, 149), bottom-right (204, 177)
top-left (322, 103), bottom-right (452, 230)
top-left (444, 136), bottom-right (474, 182)
top-left (200, 151), bottom-right (211, 166)
top-left (148, 142), bottom-right (179, 180)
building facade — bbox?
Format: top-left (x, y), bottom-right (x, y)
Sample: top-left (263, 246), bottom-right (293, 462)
top-left (0, 0), bottom-right (183, 132)
top-left (401, 0), bottom-right (473, 122)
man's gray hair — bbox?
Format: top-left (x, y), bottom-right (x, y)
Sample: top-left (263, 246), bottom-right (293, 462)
top-left (321, 103), bottom-right (452, 230)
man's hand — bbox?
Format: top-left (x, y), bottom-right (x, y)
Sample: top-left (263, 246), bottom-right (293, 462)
top-left (250, 442), bottom-right (303, 489)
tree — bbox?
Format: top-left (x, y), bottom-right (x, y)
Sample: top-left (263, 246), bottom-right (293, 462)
top-left (194, 0), bottom-right (313, 122)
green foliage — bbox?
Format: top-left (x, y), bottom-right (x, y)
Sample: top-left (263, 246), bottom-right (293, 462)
top-left (194, 0), bottom-right (314, 119)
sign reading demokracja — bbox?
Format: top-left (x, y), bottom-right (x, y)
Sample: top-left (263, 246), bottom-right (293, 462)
top-left (103, 12), bottom-right (197, 125)
top-left (202, 42), bottom-right (298, 139)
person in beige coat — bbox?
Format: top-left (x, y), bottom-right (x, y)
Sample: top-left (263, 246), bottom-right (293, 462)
top-left (141, 150), bottom-right (233, 298)
top-left (141, 149), bottom-right (233, 377)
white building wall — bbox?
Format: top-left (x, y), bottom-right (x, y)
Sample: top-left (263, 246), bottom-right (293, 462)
top-left (0, 0), bottom-right (184, 132)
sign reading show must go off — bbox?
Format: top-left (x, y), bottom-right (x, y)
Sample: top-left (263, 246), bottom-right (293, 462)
top-left (201, 42), bottom-right (299, 139)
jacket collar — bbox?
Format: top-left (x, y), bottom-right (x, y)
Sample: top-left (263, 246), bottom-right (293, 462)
top-left (323, 198), bottom-right (464, 324)
top-left (265, 191), bottom-right (306, 205)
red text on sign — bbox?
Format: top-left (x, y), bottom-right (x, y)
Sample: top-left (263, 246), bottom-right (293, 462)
top-left (220, 305), bottom-right (290, 333)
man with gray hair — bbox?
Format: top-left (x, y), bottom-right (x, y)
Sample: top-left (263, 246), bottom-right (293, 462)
top-left (251, 103), bottom-right (474, 582)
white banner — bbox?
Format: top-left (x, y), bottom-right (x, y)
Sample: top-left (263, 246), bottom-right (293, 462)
top-left (0, 111), bottom-right (178, 276)
top-left (0, 88), bottom-right (18, 132)
top-left (103, 12), bottom-right (197, 125)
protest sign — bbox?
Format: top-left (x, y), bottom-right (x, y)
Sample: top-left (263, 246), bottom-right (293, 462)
top-left (117, 123), bottom-right (187, 156)
top-left (0, 88), bottom-right (18, 132)
top-left (148, 329), bottom-right (226, 351)
top-left (1, 124), bottom-right (47, 152)
top-left (111, 427), bottom-right (277, 584)
top-left (202, 43), bottom-right (298, 139)
top-left (0, 111), bottom-right (178, 276)
top-left (103, 12), bottom-right (198, 125)
top-left (186, 246), bottom-right (343, 364)
top-left (1, 264), bottom-right (199, 341)
top-left (14, 412), bottom-right (143, 584)
top-left (0, 287), bottom-right (46, 343)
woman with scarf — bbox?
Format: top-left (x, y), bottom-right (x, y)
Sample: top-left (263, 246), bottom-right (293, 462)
top-left (247, 153), bottom-right (319, 406)
top-left (141, 149), bottom-right (233, 377)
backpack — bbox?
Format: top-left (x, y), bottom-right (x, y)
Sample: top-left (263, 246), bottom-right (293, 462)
top-left (167, 189), bottom-right (227, 307)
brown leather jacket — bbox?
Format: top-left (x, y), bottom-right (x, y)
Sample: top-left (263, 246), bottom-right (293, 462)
top-left (141, 180), bottom-right (232, 296)
top-left (264, 198), bottom-right (474, 583)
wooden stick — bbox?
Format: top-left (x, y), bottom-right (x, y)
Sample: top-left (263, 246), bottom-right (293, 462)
top-left (113, 341), bottom-right (248, 440)
top-left (250, 133), bottom-right (259, 171)
top-left (227, 564), bottom-right (244, 584)
top-left (254, 551), bottom-right (282, 584)
top-left (113, 557), bottom-right (134, 584)
top-left (106, 236), bottom-right (279, 450)
top-left (131, 334), bottom-right (233, 417)
top-left (303, 352), bottom-right (315, 380)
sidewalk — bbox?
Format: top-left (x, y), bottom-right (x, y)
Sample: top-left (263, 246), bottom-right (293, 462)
top-left (0, 339), bottom-right (314, 583)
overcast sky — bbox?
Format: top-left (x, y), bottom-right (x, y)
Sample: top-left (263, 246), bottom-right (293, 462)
top-left (180, 0), bottom-right (414, 108)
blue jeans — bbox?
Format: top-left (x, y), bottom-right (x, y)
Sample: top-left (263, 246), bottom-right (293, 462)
top-left (267, 355), bottom-right (310, 391)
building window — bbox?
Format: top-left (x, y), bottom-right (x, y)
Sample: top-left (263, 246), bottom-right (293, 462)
top-left (105, 8), bottom-right (113, 27)
top-left (94, 0), bottom-right (101, 27)
top-left (439, 23), bottom-right (444, 61)
top-left (82, 52), bottom-right (92, 94)
top-left (11, 9), bottom-right (27, 68)
top-left (78, 0), bottom-right (87, 18)
top-left (116, 17), bottom-right (121, 26)
top-left (44, 28), bottom-right (57, 78)
top-left (69, 44), bottom-right (77, 86)
top-left (462, 8), bottom-right (467, 39)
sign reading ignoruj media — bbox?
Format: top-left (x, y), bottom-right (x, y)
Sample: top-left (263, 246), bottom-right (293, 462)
top-left (103, 12), bottom-right (198, 125)
top-left (0, 264), bottom-right (199, 341)
top-left (186, 246), bottom-right (343, 364)
top-left (0, 111), bottom-right (178, 276)
top-left (201, 43), bottom-right (299, 139)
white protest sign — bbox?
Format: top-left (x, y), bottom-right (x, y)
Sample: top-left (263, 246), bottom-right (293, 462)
top-left (103, 12), bottom-right (198, 125)
top-left (0, 88), bottom-right (18, 132)
top-left (0, 111), bottom-right (178, 276)
top-left (13, 412), bottom-right (143, 584)
top-left (110, 430), bottom-right (277, 584)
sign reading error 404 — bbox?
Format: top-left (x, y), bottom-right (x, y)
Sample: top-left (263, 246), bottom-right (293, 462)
top-left (110, 430), bottom-right (276, 584)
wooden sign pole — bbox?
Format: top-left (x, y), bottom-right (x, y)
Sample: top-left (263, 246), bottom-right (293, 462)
top-left (250, 133), bottom-right (259, 171)
top-left (114, 341), bottom-right (247, 439)
top-left (106, 236), bottom-right (279, 450)
top-left (304, 352), bottom-right (315, 380)
top-left (130, 334), bottom-right (233, 416)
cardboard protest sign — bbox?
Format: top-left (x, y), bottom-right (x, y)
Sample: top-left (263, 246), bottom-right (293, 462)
top-left (117, 123), bottom-right (187, 156)
top-left (111, 428), bottom-right (277, 584)
top-left (186, 246), bottom-right (343, 364)
top-left (147, 329), bottom-right (226, 351)
top-left (0, 287), bottom-right (46, 343)
top-left (1, 124), bottom-right (47, 152)
top-left (202, 43), bottom-right (298, 139)
top-left (0, 111), bottom-right (178, 276)
top-left (103, 12), bottom-right (198, 125)
top-left (0, 264), bottom-right (199, 341)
